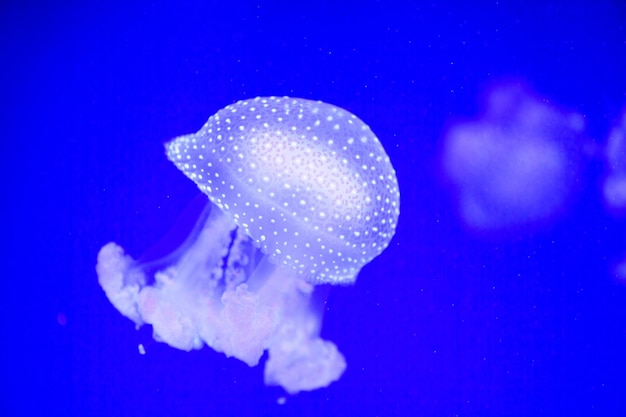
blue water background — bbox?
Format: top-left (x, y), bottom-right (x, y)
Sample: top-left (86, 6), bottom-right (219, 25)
top-left (2, 1), bottom-right (626, 416)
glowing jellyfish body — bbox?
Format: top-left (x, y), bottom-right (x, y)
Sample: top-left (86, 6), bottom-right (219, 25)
top-left (441, 84), bottom-right (584, 234)
top-left (96, 97), bottom-right (400, 393)
top-left (167, 96), bottom-right (399, 283)
top-left (604, 112), bottom-right (626, 212)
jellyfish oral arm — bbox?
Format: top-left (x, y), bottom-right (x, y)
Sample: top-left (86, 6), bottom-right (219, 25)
top-left (265, 315), bottom-right (347, 394)
top-left (96, 204), bottom-right (346, 393)
top-left (96, 243), bottom-right (144, 326)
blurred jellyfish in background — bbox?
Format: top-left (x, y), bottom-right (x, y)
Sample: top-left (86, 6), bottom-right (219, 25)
top-left (96, 96), bottom-right (400, 393)
top-left (440, 83), bottom-right (586, 235)
top-left (603, 112), bottom-right (626, 214)
top-left (602, 111), bottom-right (626, 280)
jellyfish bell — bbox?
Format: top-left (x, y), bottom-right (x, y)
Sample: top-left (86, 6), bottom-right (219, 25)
top-left (96, 96), bottom-right (400, 394)
top-left (166, 96), bottom-right (400, 284)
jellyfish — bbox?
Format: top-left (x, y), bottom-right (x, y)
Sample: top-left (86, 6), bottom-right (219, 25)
top-left (602, 111), bottom-right (626, 281)
top-left (441, 83), bottom-right (585, 234)
top-left (603, 111), bottom-right (626, 213)
top-left (96, 96), bottom-right (400, 393)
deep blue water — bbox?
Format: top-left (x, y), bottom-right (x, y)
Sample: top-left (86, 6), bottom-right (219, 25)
top-left (2, 1), bottom-right (626, 416)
